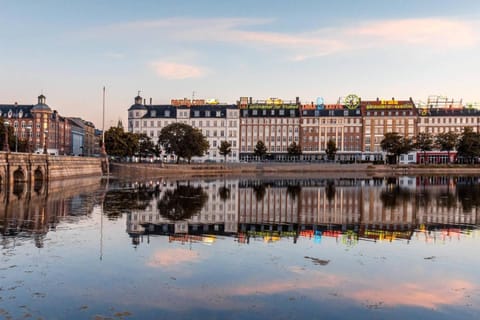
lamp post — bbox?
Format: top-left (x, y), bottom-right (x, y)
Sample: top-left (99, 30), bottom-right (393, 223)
top-left (26, 125), bottom-right (32, 153)
top-left (3, 121), bottom-right (9, 152)
top-left (43, 130), bottom-right (48, 155)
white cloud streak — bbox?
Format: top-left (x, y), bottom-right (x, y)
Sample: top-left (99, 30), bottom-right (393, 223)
top-left (90, 16), bottom-right (480, 63)
top-left (151, 61), bottom-right (207, 79)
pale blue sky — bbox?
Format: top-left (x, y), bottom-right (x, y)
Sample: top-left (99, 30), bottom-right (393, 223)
top-left (1, 0), bottom-right (479, 128)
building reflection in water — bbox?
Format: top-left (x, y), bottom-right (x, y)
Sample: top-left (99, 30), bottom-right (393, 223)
top-left (0, 178), bottom-right (103, 248)
top-left (124, 176), bottom-right (480, 246)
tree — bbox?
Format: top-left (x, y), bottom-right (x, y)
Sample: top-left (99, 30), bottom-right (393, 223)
top-left (436, 131), bottom-right (458, 163)
top-left (254, 140), bottom-right (267, 160)
top-left (0, 120), bottom-right (15, 152)
top-left (325, 139), bottom-right (338, 161)
top-left (380, 132), bottom-right (414, 164)
top-left (415, 132), bottom-right (434, 164)
top-left (104, 126), bottom-right (139, 158)
top-left (218, 140), bottom-right (232, 162)
top-left (158, 123), bottom-right (209, 164)
top-left (457, 127), bottom-right (480, 163)
top-left (138, 134), bottom-right (159, 157)
top-left (287, 142), bottom-right (302, 160)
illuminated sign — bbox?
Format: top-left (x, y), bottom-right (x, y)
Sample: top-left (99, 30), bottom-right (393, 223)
top-left (316, 97), bottom-right (325, 110)
top-left (171, 98), bottom-right (206, 106)
top-left (344, 94), bottom-right (360, 110)
top-left (248, 104), bottom-right (298, 110)
top-left (365, 103), bottom-right (414, 110)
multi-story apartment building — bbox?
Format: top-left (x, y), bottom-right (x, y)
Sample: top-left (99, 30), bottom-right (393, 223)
top-left (360, 98), bottom-right (418, 158)
top-left (416, 97), bottom-right (480, 135)
top-left (128, 95), bottom-right (239, 162)
top-left (300, 102), bottom-right (363, 161)
top-left (238, 97), bottom-right (301, 161)
top-left (0, 95), bottom-right (72, 155)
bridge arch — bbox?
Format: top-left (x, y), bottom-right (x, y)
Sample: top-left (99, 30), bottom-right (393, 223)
top-left (13, 166), bottom-right (27, 183)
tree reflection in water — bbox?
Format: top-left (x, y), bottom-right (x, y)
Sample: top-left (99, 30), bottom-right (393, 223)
top-left (253, 183), bottom-right (266, 202)
top-left (380, 184), bottom-right (412, 209)
top-left (103, 186), bottom-right (159, 219)
top-left (325, 180), bottom-right (335, 203)
top-left (218, 186), bottom-right (231, 202)
top-left (157, 184), bottom-right (208, 221)
top-left (456, 180), bottom-right (480, 212)
top-left (286, 184), bottom-right (301, 200)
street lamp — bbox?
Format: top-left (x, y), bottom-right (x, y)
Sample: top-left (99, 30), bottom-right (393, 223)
top-left (3, 121), bottom-right (9, 152)
top-left (43, 130), bottom-right (48, 155)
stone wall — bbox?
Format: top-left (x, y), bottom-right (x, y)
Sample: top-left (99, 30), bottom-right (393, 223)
top-left (47, 156), bottom-right (103, 180)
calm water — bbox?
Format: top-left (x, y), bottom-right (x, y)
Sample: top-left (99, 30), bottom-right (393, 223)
top-left (1, 175), bottom-right (479, 320)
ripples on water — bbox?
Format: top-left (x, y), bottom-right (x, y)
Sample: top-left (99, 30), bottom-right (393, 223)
top-left (0, 175), bottom-right (479, 320)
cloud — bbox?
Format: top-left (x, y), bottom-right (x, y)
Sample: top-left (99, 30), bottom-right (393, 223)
top-left (348, 279), bottom-right (475, 310)
top-left (350, 18), bottom-right (478, 47)
top-left (151, 61), bottom-right (207, 79)
top-left (147, 248), bottom-right (201, 267)
top-left (90, 17), bottom-right (480, 62)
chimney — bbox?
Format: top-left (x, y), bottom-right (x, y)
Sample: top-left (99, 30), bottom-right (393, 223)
top-left (150, 98), bottom-right (152, 105)
top-left (295, 96), bottom-right (300, 105)
top-left (249, 97), bottom-right (252, 104)
top-left (144, 99), bottom-right (146, 105)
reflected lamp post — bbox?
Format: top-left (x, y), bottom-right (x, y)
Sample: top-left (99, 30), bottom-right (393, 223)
top-left (3, 121), bottom-right (9, 152)
top-left (43, 129), bottom-right (48, 155)
top-left (26, 125), bottom-right (32, 153)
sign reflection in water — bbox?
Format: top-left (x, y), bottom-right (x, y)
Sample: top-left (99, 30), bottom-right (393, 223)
top-left (121, 176), bottom-right (479, 246)
top-left (1, 175), bottom-right (479, 320)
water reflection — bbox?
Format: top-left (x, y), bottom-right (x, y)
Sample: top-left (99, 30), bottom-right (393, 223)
top-left (0, 178), bottom-right (103, 248)
top-left (1, 175), bottom-right (480, 319)
top-left (119, 176), bottom-right (479, 247)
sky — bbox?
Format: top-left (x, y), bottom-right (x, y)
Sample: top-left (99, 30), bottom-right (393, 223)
top-left (1, 0), bottom-right (480, 129)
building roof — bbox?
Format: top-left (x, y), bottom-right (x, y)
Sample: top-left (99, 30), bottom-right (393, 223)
top-left (0, 104), bottom-right (34, 119)
top-left (420, 108), bottom-right (480, 117)
top-left (301, 108), bottom-right (362, 117)
top-left (240, 107), bottom-right (300, 118)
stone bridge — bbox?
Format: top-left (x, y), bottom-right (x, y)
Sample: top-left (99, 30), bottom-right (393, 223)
top-left (0, 152), bottom-right (104, 194)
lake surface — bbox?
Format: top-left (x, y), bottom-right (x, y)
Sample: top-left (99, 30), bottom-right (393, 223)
top-left (1, 175), bottom-right (479, 320)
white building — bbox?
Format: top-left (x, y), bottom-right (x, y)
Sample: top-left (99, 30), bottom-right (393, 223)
top-left (128, 95), bottom-right (240, 162)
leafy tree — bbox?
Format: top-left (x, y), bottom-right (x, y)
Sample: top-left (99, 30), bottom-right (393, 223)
top-left (218, 140), bottom-right (232, 162)
top-left (325, 139), bottom-right (338, 161)
top-left (287, 142), bottom-right (302, 160)
top-left (104, 126), bottom-right (139, 158)
top-left (0, 120), bottom-right (15, 152)
top-left (415, 132), bottom-right (434, 164)
top-left (157, 184), bottom-right (208, 220)
top-left (254, 140), bottom-right (267, 160)
top-left (435, 131), bottom-right (458, 163)
top-left (158, 123), bottom-right (209, 164)
top-left (138, 134), bottom-right (159, 157)
top-left (457, 127), bottom-right (480, 163)
top-left (380, 132), bottom-right (414, 164)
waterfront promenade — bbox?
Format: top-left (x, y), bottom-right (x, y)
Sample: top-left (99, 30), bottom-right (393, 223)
top-left (110, 162), bottom-right (480, 179)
